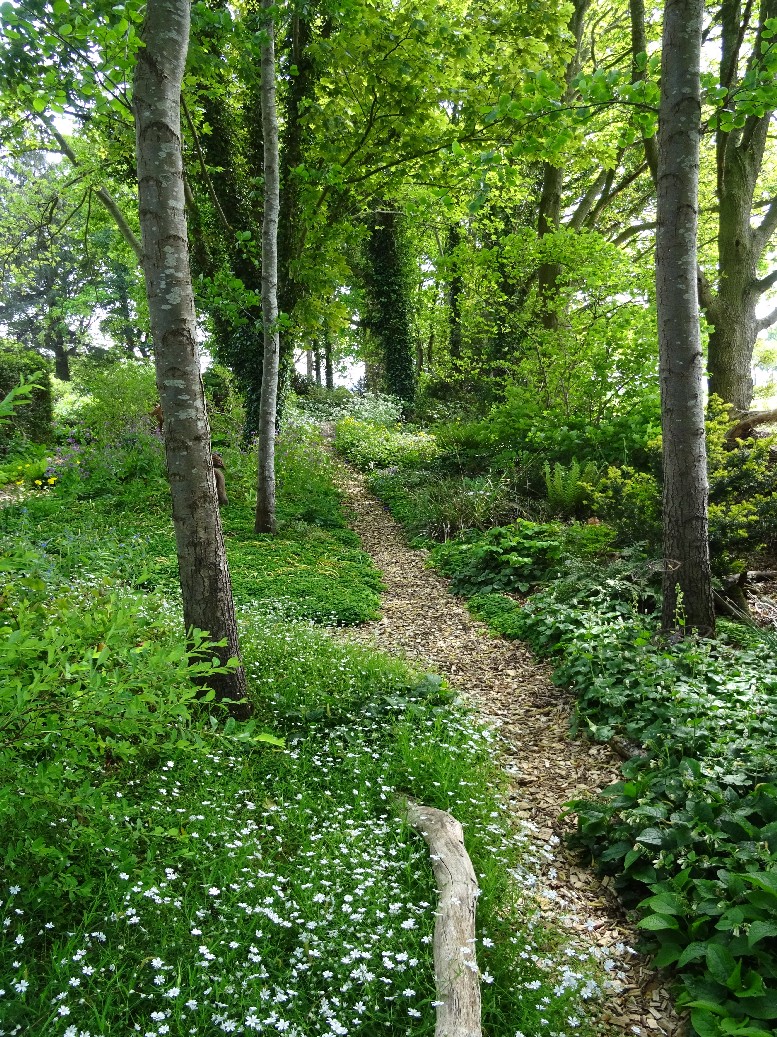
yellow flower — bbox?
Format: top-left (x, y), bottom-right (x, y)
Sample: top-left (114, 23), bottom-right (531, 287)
top-left (47, 477), bottom-right (57, 485)
top-left (34, 479), bottom-right (42, 486)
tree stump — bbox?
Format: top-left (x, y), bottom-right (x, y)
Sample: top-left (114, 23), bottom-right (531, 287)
top-left (405, 799), bottom-right (482, 1037)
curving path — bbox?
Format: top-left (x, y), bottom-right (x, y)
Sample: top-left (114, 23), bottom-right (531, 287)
top-left (330, 456), bottom-right (687, 1037)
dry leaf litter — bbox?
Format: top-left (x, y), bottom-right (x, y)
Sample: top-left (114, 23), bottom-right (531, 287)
top-left (329, 456), bottom-right (688, 1037)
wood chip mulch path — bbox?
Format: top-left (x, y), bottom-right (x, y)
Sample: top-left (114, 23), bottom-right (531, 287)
top-left (330, 457), bottom-right (688, 1037)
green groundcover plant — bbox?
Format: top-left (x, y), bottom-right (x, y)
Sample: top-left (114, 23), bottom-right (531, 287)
top-left (333, 357), bottom-right (777, 1037)
top-left (0, 397), bottom-right (609, 1037)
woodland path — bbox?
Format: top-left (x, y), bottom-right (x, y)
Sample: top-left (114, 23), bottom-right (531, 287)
top-left (329, 456), bottom-right (688, 1037)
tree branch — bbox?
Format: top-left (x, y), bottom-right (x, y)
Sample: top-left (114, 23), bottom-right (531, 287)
top-left (181, 94), bottom-right (233, 233)
top-left (37, 114), bottom-right (143, 263)
top-left (753, 194), bottom-right (777, 256)
top-left (611, 220), bottom-right (657, 246)
top-left (756, 302), bottom-right (777, 333)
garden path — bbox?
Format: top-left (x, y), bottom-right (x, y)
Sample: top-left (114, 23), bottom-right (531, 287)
top-left (329, 456), bottom-right (687, 1037)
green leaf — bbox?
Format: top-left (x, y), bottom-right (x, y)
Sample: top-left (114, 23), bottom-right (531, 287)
top-left (706, 943), bottom-right (737, 986)
top-left (689, 1007), bottom-right (722, 1037)
top-left (637, 912), bottom-right (680, 931)
top-left (636, 826), bottom-right (665, 847)
top-left (678, 942), bottom-right (710, 967)
top-left (748, 921), bottom-right (777, 947)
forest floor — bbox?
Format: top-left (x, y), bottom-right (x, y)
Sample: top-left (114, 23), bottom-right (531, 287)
top-left (329, 454), bottom-right (689, 1037)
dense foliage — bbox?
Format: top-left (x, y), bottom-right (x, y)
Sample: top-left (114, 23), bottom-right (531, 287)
top-left (0, 375), bottom-right (611, 1037)
top-left (332, 395), bottom-right (777, 1037)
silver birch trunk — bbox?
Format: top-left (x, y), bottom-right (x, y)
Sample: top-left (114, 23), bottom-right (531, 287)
top-left (133, 0), bottom-right (250, 712)
top-left (255, 0), bottom-right (280, 535)
top-left (656, 0), bottom-right (715, 634)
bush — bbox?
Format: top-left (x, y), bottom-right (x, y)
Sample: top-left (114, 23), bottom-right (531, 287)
top-left (65, 357), bottom-right (159, 442)
top-left (429, 519), bottom-right (616, 596)
top-left (587, 465), bottom-right (662, 547)
top-left (0, 341), bottom-right (53, 448)
top-left (508, 571), bottom-right (777, 1036)
top-left (334, 416), bottom-right (438, 469)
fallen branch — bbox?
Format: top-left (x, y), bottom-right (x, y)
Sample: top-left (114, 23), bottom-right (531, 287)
top-left (405, 799), bottom-right (482, 1037)
top-left (725, 408), bottom-right (777, 443)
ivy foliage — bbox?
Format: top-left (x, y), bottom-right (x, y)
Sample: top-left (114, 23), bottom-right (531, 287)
top-left (363, 207), bottom-right (416, 405)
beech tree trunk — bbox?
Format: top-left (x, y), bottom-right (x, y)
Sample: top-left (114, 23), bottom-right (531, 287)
top-left (254, 0), bottom-right (281, 535)
top-left (700, 0), bottom-right (777, 410)
top-left (656, 0), bottom-right (715, 634)
top-left (535, 0), bottom-right (590, 330)
top-left (133, 0), bottom-right (250, 712)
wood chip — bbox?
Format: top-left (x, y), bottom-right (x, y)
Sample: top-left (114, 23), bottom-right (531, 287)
top-left (329, 456), bottom-right (688, 1036)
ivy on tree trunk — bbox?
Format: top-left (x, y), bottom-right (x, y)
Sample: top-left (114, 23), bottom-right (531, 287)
top-left (364, 207), bottom-right (416, 406)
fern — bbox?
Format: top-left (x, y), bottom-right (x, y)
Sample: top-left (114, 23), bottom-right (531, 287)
top-left (543, 459), bottom-right (599, 516)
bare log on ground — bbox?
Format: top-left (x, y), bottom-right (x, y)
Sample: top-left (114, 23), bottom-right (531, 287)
top-left (726, 408), bottom-right (777, 443)
top-left (405, 799), bottom-right (482, 1037)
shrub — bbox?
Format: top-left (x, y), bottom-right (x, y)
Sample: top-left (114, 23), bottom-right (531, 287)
top-left (65, 357), bottom-right (159, 442)
top-left (0, 341), bottom-right (53, 448)
top-left (508, 570), bottom-right (777, 1037)
top-left (587, 465), bottom-right (662, 547)
top-left (334, 416), bottom-right (438, 469)
top-left (429, 519), bottom-right (616, 596)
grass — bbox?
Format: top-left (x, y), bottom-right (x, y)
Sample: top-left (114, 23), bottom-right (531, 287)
top-left (0, 409), bottom-right (608, 1037)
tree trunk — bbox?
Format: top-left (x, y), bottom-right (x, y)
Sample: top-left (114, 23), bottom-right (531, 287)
top-left (707, 152), bottom-right (761, 408)
top-left (276, 9), bottom-right (316, 395)
top-left (656, 0), bottom-right (715, 635)
top-left (114, 262), bottom-right (139, 358)
top-left (133, 0), bottom-right (250, 712)
top-left (701, 0), bottom-right (777, 410)
top-left (324, 334), bottom-right (334, 389)
top-left (447, 222), bottom-right (464, 361)
top-left (51, 338), bottom-right (71, 381)
top-left (535, 0), bottom-right (590, 330)
top-left (254, 0), bottom-right (281, 535)
top-left (365, 207), bottom-right (416, 406)
top-left (314, 345), bottom-right (322, 386)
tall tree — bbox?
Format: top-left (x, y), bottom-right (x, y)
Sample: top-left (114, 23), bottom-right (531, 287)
top-left (255, 0), bottom-right (281, 535)
top-left (656, 0), bottom-right (715, 634)
top-left (133, 0), bottom-right (250, 711)
top-left (698, 0), bottom-right (777, 411)
top-left (364, 206), bottom-right (416, 406)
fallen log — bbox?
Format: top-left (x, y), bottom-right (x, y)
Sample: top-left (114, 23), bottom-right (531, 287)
top-left (725, 407), bottom-right (777, 443)
top-left (405, 799), bottom-right (482, 1037)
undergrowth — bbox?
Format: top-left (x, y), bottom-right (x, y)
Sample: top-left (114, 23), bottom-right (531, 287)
top-left (0, 392), bottom-right (607, 1037)
top-left (342, 407), bottom-right (777, 1037)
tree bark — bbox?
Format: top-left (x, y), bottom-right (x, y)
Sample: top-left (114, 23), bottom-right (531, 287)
top-left (447, 222), bottom-right (464, 361)
top-left (254, 0), bottom-right (281, 535)
top-left (324, 333), bottom-right (334, 389)
top-left (656, 0), bottom-right (715, 635)
top-left (133, 0), bottom-right (250, 712)
top-left (703, 0), bottom-right (777, 410)
top-left (536, 0), bottom-right (590, 330)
